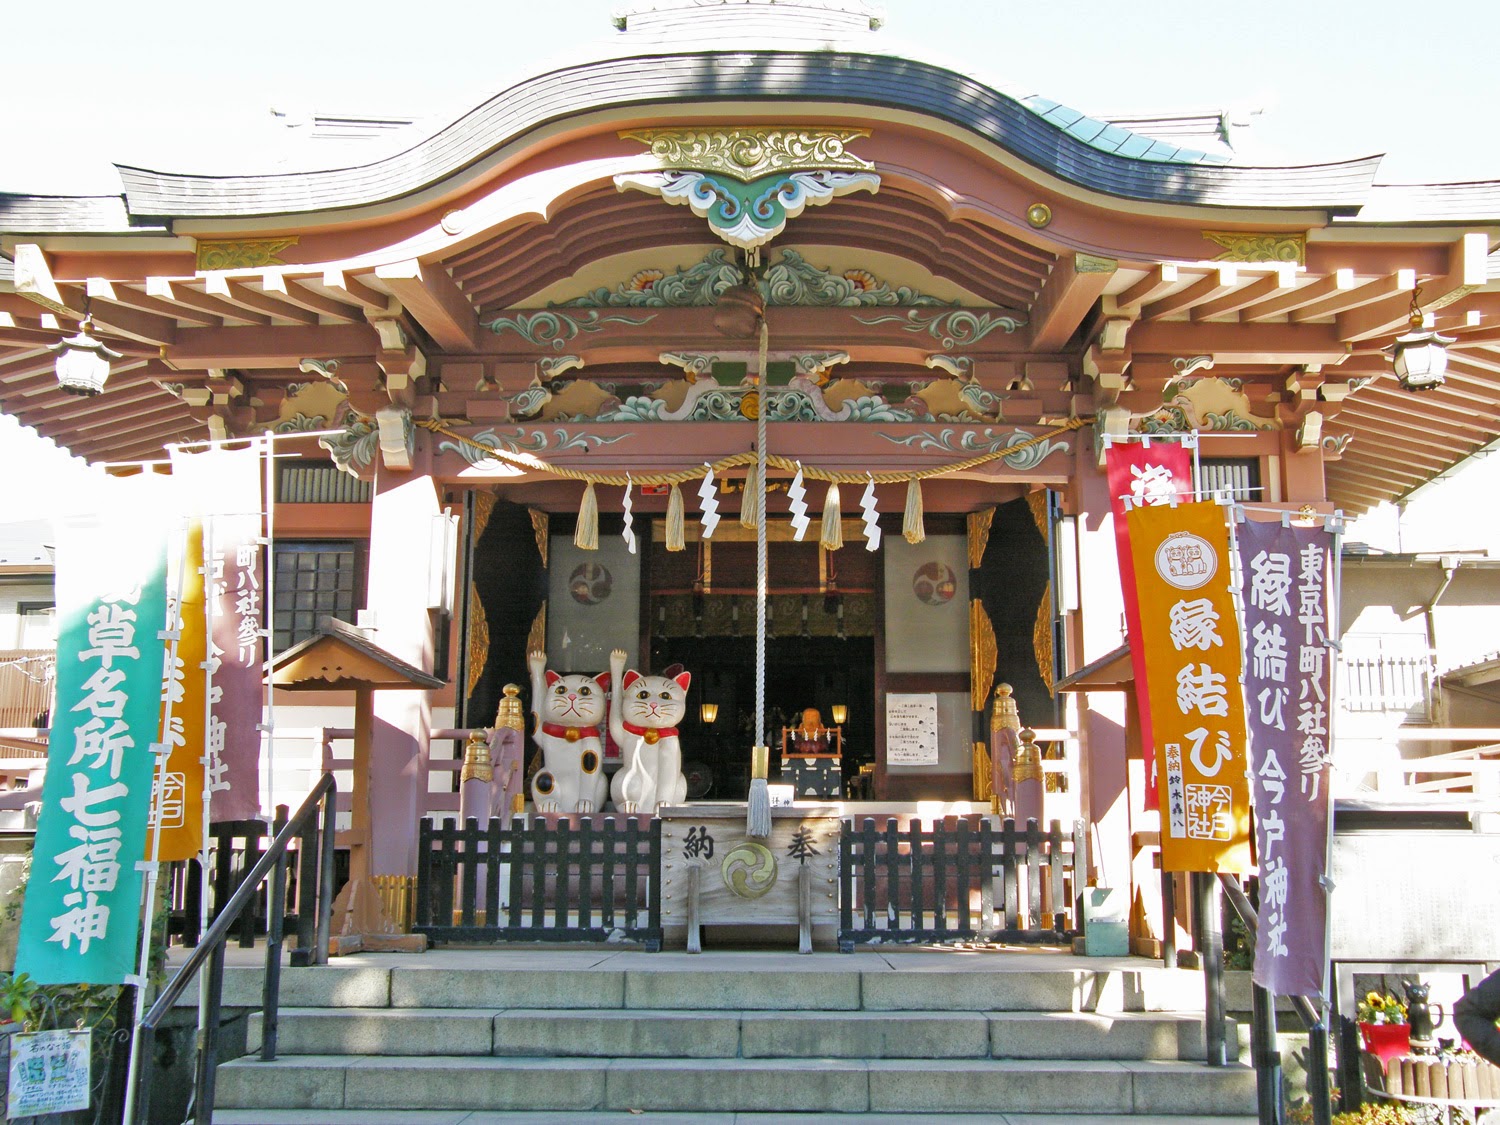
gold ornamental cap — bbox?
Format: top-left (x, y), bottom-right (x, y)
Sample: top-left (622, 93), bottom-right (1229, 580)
top-left (497, 683), bottom-right (525, 731)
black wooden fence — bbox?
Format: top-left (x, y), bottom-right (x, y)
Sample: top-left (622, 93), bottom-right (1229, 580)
top-left (837, 816), bottom-right (1085, 950)
top-left (414, 815), bottom-right (662, 949)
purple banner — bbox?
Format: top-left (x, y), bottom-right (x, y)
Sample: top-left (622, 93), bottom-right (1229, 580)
top-left (171, 444), bottom-right (264, 821)
top-left (1239, 518), bottom-right (1335, 999)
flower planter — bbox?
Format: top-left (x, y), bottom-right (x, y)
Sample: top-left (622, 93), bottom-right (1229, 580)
top-left (1359, 1021), bottom-right (1411, 1066)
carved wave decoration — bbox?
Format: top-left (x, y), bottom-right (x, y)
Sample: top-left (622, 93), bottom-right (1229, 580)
top-left (555, 248), bottom-right (957, 310)
top-left (438, 427), bottom-right (628, 468)
top-left (853, 308), bottom-right (1027, 349)
top-left (880, 427), bottom-right (1072, 469)
top-left (273, 412), bottom-right (328, 433)
top-left (319, 410), bottom-right (379, 477)
top-left (484, 309), bottom-right (656, 348)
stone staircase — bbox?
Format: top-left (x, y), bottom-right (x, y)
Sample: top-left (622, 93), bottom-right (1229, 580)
top-left (209, 949), bottom-right (1256, 1121)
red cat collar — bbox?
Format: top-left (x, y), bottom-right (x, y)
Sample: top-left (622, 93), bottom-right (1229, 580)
top-left (540, 722), bottom-right (600, 743)
top-left (621, 719), bottom-right (678, 745)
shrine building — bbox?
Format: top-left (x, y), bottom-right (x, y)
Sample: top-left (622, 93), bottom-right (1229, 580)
top-left (4, 0), bottom-right (1499, 947)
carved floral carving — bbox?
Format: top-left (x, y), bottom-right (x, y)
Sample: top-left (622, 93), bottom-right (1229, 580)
top-left (620, 127), bottom-right (875, 180)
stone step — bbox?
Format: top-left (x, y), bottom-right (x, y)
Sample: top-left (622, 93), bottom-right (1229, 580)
top-left (248, 1007), bottom-right (1225, 1062)
top-left (214, 1055), bottom-right (1256, 1115)
top-left (217, 963), bottom-right (1211, 1014)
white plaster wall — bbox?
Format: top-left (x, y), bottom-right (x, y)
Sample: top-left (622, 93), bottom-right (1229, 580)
top-left (0, 581), bottom-right (55, 648)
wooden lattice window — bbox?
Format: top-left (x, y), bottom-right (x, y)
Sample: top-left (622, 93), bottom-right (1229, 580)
top-left (272, 541), bottom-right (364, 653)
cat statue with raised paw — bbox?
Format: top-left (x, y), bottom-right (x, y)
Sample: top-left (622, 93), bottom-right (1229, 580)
top-left (607, 648), bottom-right (690, 814)
top-left (527, 650), bottom-right (609, 814)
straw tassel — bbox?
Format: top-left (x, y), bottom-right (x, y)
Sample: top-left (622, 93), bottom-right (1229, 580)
top-left (666, 483), bottom-right (686, 552)
top-left (820, 482), bottom-right (843, 551)
top-left (574, 481), bottom-right (599, 550)
top-left (903, 477), bottom-right (926, 544)
top-left (740, 461), bottom-right (761, 529)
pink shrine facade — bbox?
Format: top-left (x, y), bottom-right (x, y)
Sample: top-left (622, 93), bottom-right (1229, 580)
top-left (4, 1), bottom-right (1499, 951)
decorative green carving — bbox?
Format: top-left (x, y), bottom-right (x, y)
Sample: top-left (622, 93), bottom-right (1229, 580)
top-left (273, 412), bottom-right (328, 433)
top-left (558, 248), bottom-right (953, 309)
top-left (852, 308), bottom-right (1026, 349)
top-left (319, 411), bottom-right (378, 477)
top-left (483, 309), bottom-right (656, 349)
top-left (880, 427), bottom-right (1073, 469)
top-left (614, 170), bottom-right (880, 251)
top-left (620, 127), bottom-right (874, 180)
top-left (438, 427), bottom-right (627, 469)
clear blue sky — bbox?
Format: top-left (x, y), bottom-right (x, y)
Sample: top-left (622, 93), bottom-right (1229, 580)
top-left (3, 0), bottom-right (1498, 191)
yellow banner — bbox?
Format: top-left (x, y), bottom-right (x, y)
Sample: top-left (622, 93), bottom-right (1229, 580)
top-left (1126, 501), bottom-right (1251, 873)
top-left (155, 521), bottom-right (207, 862)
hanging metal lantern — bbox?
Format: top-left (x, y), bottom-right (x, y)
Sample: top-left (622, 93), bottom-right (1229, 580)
top-left (49, 317), bottom-right (123, 396)
top-left (1386, 296), bottom-right (1453, 393)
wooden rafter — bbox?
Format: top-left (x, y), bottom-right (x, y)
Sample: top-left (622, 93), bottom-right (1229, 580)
top-left (1337, 233), bottom-right (1489, 343)
top-left (203, 275), bottom-right (318, 326)
top-left (1141, 266), bottom-right (1237, 320)
top-left (1241, 270), bottom-right (1355, 323)
top-left (374, 259), bottom-right (478, 352)
top-left (1190, 267), bottom-right (1297, 321)
top-left (1289, 271), bottom-right (1415, 323)
top-left (148, 278), bottom-right (271, 327)
top-left (1026, 253), bottom-right (1116, 351)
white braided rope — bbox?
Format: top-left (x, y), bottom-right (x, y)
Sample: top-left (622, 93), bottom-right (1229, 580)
top-left (755, 319), bottom-right (769, 750)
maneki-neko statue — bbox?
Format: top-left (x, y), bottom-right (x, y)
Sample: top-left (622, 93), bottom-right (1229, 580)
top-left (608, 648), bottom-right (690, 814)
top-left (527, 650), bottom-right (610, 814)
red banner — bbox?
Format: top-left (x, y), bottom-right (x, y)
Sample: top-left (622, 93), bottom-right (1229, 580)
top-left (1105, 440), bottom-right (1194, 808)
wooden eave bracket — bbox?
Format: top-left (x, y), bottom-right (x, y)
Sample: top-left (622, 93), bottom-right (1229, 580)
top-left (374, 259), bottom-right (478, 353)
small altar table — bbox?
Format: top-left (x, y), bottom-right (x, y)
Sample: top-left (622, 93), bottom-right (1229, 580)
top-left (659, 803), bottom-right (840, 954)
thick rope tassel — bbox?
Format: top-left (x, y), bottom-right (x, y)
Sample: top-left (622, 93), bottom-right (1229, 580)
top-left (820, 482), bottom-right (843, 551)
top-left (740, 461), bottom-right (761, 529)
top-left (903, 477), bottom-right (926, 544)
top-left (666, 483), bottom-right (686, 552)
top-left (574, 481), bottom-right (599, 550)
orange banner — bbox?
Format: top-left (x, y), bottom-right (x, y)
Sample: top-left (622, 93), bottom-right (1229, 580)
top-left (154, 520), bottom-right (207, 862)
top-left (1126, 501), bottom-right (1251, 873)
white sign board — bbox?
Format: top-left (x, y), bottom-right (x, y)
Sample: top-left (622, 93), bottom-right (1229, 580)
top-left (1330, 830), bottom-right (1500, 961)
top-left (7, 1029), bottom-right (91, 1117)
top-left (885, 692), bottom-right (940, 765)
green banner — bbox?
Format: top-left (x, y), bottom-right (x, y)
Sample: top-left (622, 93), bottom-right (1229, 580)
top-left (16, 481), bottom-right (170, 984)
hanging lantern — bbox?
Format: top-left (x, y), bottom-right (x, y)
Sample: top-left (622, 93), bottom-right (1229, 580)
top-left (1386, 292), bottom-right (1454, 393)
top-left (50, 317), bottom-right (122, 396)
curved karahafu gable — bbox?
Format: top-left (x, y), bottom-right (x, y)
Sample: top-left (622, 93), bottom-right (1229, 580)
top-left (109, 50), bottom-right (1383, 222)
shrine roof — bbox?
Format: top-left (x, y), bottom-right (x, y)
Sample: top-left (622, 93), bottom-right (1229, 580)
top-left (8, 49), bottom-right (1388, 227)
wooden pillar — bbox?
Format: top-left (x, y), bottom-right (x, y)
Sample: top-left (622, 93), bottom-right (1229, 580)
top-left (366, 453), bottom-right (440, 878)
top-left (1072, 448), bottom-right (1132, 891)
top-left (348, 687), bottom-right (375, 884)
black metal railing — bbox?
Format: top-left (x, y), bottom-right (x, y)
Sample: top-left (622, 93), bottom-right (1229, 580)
top-left (128, 774), bottom-right (338, 1125)
top-left (1217, 872), bottom-right (1333, 1125)
top-left (414, 815), bottom-right (662, 949)
top-left (838, 817), bottom-right (1085, 950)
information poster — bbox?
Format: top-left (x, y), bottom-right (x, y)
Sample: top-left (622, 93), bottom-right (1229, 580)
top-left (7, 1029), bottom-right (91, 1117)
top-left (885, 693), bottom-right (940, 765)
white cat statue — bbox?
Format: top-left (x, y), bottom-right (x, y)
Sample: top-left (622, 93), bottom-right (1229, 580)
top-left (527, 650), bottom-right (609, 814)
top-left (607, 648), bottom-right (690, 815)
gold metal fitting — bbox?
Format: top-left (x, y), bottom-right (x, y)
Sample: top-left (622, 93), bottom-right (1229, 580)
top-left (750, 744), bottom-right (770, 780)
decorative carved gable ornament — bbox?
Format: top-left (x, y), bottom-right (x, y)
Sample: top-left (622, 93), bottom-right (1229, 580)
top-left (616, 127), bottom-right (881, 250)
top-left (1202, 231), bottom-right (1306, 266)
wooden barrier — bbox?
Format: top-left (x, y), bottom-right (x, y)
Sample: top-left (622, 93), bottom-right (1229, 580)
top-left (837, 816), bottom-right (1085, 950)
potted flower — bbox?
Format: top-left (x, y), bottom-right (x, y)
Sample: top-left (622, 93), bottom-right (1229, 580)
top-left (1357, 990), bottom-right (1411, 1066)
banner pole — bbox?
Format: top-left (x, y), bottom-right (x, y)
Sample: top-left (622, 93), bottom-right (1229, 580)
top-left (196, 508), bottom-right (216, 1067)
top-left (122, 508), bottom-right (192, 1125)
top-left (261, 437), bottom-right (277, 819)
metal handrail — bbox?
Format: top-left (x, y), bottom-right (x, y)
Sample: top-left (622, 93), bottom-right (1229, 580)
top-left (129, 773), bottom-right (338, 1125)
top-left (1219, 872), bottom-right (1333, 1125)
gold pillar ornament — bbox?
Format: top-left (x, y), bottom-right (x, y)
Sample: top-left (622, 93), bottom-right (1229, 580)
top-left (497, 683), bottom-right (525, 731)
top-left (460, 729), bottom-right (494, 786)
top-left (1014, 727), bottom-right (1043, 783)
top-left (970, 599), bottom-right (998, 709)
top-left (993, 682), bottom-right (1021, 735)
